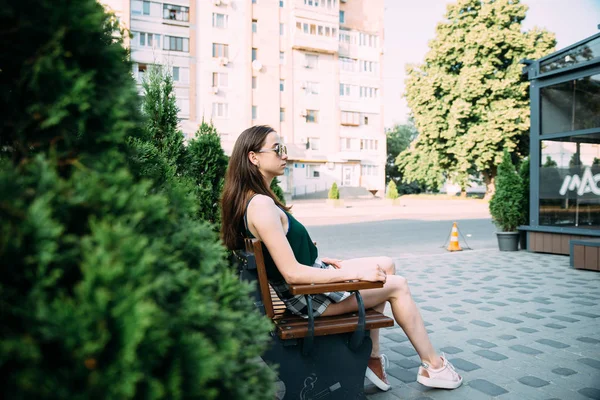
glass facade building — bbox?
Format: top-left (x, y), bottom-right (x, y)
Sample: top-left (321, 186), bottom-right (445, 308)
top-left (523, 33), bottom-right (600, 253)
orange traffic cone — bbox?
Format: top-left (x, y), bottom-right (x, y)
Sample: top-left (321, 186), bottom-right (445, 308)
top-left (447, 222), bottom-right (463, 252)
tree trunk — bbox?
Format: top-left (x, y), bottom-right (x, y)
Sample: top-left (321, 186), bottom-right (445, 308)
top-left (483, 173), bottom-right (495, 200)
top-left (460, 189), bottom-right (467, 198)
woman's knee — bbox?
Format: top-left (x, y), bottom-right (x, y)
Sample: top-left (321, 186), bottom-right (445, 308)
top-left (379, 256), bottom-right (396, 275)
top-left (388, 275), bottom-right (409, 295)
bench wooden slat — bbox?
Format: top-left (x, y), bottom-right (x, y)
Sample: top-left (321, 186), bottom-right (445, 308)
top-left (274, 309), bottom-right (394, 339)
top-left (289, 280), bottom-right (384, 295)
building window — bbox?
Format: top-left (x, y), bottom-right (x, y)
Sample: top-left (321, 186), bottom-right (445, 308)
top-left (252, 105), bottom-right (258, 120)
top-left (172, 66), bottom-right (180, 81)
top-left (340, 137), bottom-right (353, 150)
top-left (360, 139), bottom-right (378, 151)
top-left (304, 81), bottom-right (319, 95)
top-left (339, 10), bottom-right (345, 23)
top-left (280, 51), bottom-right (285, 64)
top-left (280, 107), bottom-right (285, 122)
top-left (212, 13), bottom-right (228, 28)
top-left (252, 48), bottom-right (257, 61)
top-left (359, 32), bottom-right (378, 47)
top-left (339, 83), bottom-right (352, 96)
top-left (305, 54), bottom-right (319, 69)
top-left (252, 19), bottom-right (258, 33)
top-left (163, 4), bottom-right (189, 22)
top-left (164, 35), bottom-right (189, 52)
top-left (339, 57), bottom-right (356, 72)
top-left (134, 32), bottom-right (161, 48)
top-left (306, 110), bottom-right (318, 123)
top-left (212, 102), bottom-right (228, 118)
top-left (280, 0), bottom-right (284, 6)
top-left (212, 72), bottom-right (228, 87)
top-left (252, 76), bottom-right (258, 89)
top-left (364, 116), bottom-right (369, 125)
top-left (280, 23), bottom-right (285, 36)
top-left (308, 137), bottom-right (320, 151)
top-left (280, 79), bottom-right (285, 91)
top-left (361, 164), bottom-right (379, 176)
top-left (252, 0), bottom-right (257, 3)
top-left (341, 111), bottom-right (360, 126)
top-left (132, 0), bottom-right (151, 15)
top-left (212, 43), bottom-right (229, 58)
top-left (360, 86), bottom-right (379, 98)
top-left (307, 164), bottom-right (320, 178)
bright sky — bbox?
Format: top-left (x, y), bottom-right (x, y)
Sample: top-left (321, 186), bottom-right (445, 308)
top-left (383, 0), bottom-right (600, 128)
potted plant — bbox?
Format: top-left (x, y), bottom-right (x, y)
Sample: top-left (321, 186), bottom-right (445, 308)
top-left (489, 149), bottom-right (526, 251)
top-left (326, 182), bottom-right (344, 207)
top-left (384, 180), bottom-right (401, 205)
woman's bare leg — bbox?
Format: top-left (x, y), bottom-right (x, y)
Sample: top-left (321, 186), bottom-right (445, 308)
top-left (321, 256), bottom-right (441, 368)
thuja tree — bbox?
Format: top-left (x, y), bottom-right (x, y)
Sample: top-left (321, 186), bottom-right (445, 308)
top-left (185, 120), bottom-right (229, 225)
top-left (399, 0), bottom-right (555, 197)
top-left (0, 1), bottom-right (274, 399)
top-left (271, 177), bottom-right (287, 205)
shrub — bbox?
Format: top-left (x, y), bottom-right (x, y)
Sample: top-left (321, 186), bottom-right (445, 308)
top-left (519, 157), bottom-right (530, 225)
top-left (386, 180), bottom-right (399, 200)
top-left (0, 1), bottom-right (274, 398)
top-left (184, 121), bottom-right (229, 226)
top-left (271, 177), bottom-right (286, 205)
top-left (328, 182), bottom-right (340, 200)
top-left (489, 149), bottom-right (526, 232)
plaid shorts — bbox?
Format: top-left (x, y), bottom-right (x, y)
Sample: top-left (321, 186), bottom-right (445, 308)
top-left (271, 259), bottom-right (353, 318)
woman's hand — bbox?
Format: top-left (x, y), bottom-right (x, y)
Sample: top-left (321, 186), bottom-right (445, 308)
top-left (355, 263), bottom-right (387, 283)
top-left (321, 257), bottom-right (343, 269)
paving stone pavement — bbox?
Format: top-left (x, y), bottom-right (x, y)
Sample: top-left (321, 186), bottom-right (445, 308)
top-left (365, 250), bottom-right (600, 400)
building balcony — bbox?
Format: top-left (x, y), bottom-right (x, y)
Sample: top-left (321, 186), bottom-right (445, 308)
top-left (292, 31), bottom-right (338, 54)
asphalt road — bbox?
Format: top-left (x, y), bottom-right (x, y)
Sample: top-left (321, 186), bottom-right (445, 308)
top-left (306, 218), bottom-right (498, 260)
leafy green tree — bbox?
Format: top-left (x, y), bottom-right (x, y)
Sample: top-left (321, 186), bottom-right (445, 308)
top-left (489, 149), bottom-right (526, 231)
top-left (271, 177), bottom-right (286, 205)
top-left (399, 0), bottom-right (555, 198)
top-left (386, 180), bottom-right (399, 200)
top-left (387, 121), bottom-right (423, 194)
top-left (543, 156), bottom-right (557, 168)
top-left (328, 182), bottom-right (340, 199)
top-left (0, 1), bottom-right (274, 399)
top-left (184, 120), bottom-right (229, 225)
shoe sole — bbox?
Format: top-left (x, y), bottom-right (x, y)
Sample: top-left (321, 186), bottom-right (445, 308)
top-left (417, 374), bottom-right (463, 389)
top-left (365, 368), bottom-right (391, 391)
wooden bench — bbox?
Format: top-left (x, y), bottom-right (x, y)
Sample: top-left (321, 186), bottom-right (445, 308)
top-left (235, 238), bottom-right (395, 400)
top-left (570, 238), bottom-right (600, 271)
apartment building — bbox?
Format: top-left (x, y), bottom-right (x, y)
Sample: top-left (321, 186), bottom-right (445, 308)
top-left (100, 0), bottom-right (386, 195)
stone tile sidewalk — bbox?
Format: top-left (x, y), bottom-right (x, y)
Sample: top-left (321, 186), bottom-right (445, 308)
top-left (367, 250), bottom-right (600, 400)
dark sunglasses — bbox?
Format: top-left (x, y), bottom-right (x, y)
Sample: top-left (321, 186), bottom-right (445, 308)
top-left (257, 143), bottom-right (287, 158)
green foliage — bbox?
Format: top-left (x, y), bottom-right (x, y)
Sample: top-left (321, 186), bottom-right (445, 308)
top-left (489, 149), bottom-right (526, 231)
top-left (543, 156), bottom-right (557, 168)
top-left (0, 1), bottom-right (274, 399)
top-left (184, 121), bottom-right (229, 226)
top-left (399, 0), bottom-right (556, 195)
top-left (386, 180), bottom-right (399, 200)
top-left (387, 121), bottom-right (423, 194)
top-left (519, 157), bottom-right (530, 224)
top-left (270, 177), bottom-right (286, 205)
top-left (328, 182), bottom-right (340, 200)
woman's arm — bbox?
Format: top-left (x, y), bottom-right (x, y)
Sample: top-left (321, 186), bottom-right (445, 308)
top-left (248, 195), bottom-right (384, 285)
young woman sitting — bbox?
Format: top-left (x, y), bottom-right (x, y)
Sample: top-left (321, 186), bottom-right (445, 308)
top-left (220, 125), bottom-right (463, 392)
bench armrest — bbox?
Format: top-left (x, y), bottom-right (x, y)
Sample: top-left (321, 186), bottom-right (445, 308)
top-left (289, 280), bottom-right (384, 295)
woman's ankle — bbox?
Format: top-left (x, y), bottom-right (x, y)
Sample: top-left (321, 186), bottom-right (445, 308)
top-left (422, 355), bottom-right (443, 369)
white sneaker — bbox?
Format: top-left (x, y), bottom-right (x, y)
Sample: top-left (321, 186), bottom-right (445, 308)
top-left (365, 354), bottom-right (391, 391)
top-left (417, 353), bottom-right (463, 389)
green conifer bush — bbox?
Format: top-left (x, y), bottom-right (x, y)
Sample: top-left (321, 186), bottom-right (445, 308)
top-left (489, 149), bottom-right (526, 232)
top-left (270, 177), bottom-right (287, 205)
top-left (0, 1), bottom-right (274, 398)
top-left (328, 182), bottom-right (340, 200)
top-left (386, 181), bottom-right (399, 200)
top-left (184, 121), bottom-right (229, 225)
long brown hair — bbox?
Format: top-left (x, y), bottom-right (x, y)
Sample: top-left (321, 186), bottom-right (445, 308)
top-left (221, 125), bottom-right (291, 250)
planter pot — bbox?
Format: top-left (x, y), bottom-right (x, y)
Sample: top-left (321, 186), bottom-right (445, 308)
top-left (383, 198), bottom-right (402, 206)
top-left (326, 199), bottom-right (345, 208)
top-left (496, 232), bottom-right (520, 251)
